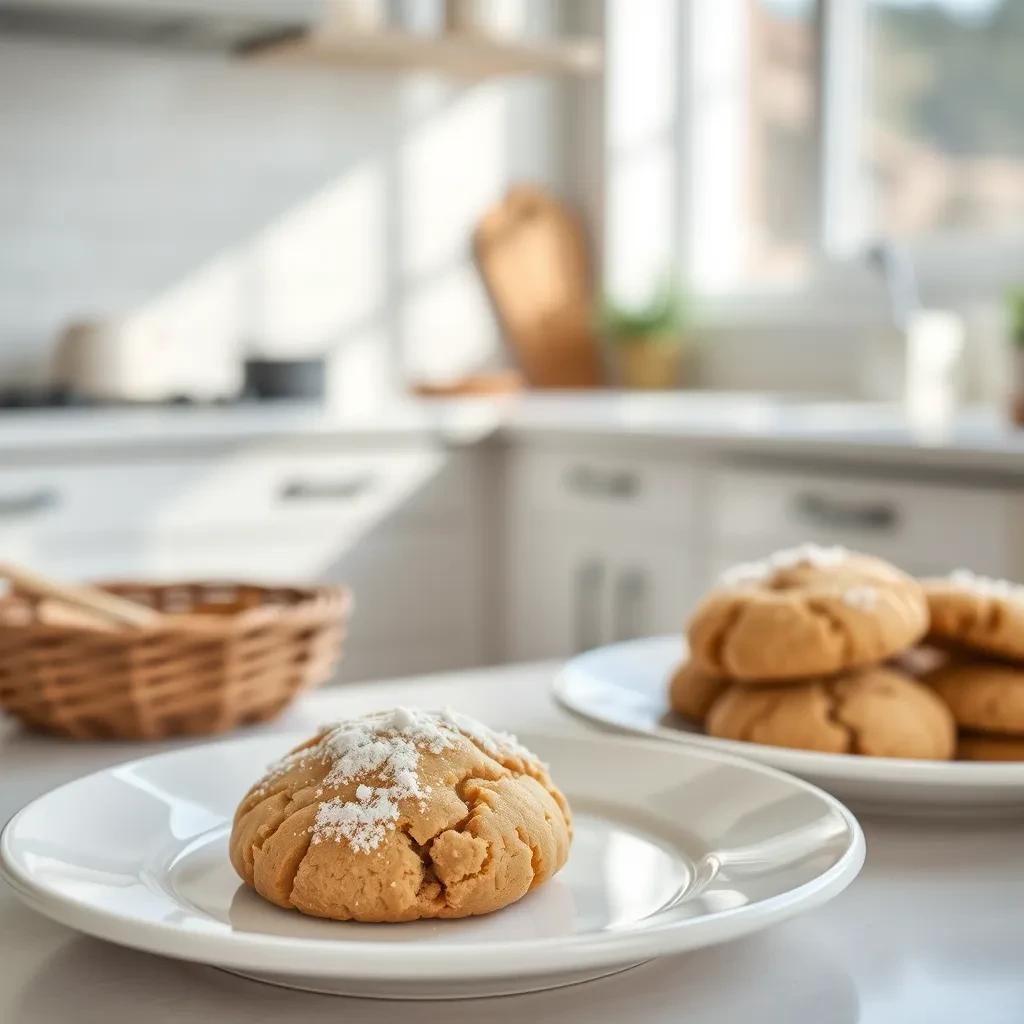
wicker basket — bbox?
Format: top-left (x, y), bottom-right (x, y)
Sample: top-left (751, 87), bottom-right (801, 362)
top-left (0, 580), bottom-right (351, 740)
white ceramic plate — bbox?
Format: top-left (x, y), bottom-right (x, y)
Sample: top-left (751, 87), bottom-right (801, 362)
top-left (554, 636), bottom-right (1024, 817)
top-left (1, 729), bottom-right (862, 1000)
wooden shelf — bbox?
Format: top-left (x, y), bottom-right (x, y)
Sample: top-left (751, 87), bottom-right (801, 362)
top-left (241, 28), bottom-right (602, 78)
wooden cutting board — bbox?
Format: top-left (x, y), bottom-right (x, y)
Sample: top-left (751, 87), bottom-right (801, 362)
top-left (474, 185), bottom-right (604, 388)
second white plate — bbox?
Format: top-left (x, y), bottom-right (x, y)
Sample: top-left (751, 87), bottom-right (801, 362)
top-left (554, 636), bottom-right (1024, 817)
top-left (2, 727), bottom-right (862, 999)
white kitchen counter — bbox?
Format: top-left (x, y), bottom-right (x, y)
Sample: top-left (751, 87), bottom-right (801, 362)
top-left (4, 393), bottom-right (1024, 472)
top-left (2, 662), bottom-right (1022, 1023)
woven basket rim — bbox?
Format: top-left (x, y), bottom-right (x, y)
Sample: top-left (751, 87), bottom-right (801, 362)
top-left (0, 580), bottom-right (352, 639)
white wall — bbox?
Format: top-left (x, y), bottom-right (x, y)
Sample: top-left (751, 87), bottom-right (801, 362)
top-left (0, 23), bottom-right (565, 400)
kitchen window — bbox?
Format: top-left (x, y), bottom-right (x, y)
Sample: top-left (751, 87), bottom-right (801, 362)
top-left (866, 0), bottom-right (1024, 241)
top-left (679, 0), bottom-right (1024, 306)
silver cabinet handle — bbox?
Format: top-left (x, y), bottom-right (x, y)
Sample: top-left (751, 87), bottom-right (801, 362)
top-left (564, 465), bottom-right (640, 500)
top-left (613, 567), bottom-right (647, 642)
top-left (793, 492), bottom-right (898, 531)
top-left (278, 474), bottom-right (375, 502)
top-left (0, 488), bottom-right (59, 519)
top-left (573, 558), bottom-right (605, 653)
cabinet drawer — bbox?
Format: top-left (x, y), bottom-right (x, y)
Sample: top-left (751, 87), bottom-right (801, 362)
top-left (158, 449), bottom-right (472, 534)
top-left (508, 447), bottom-right (698, 529)
top-left (0, 447), bottom-right (470, 540)
top-left (711, 467), bottom-right (1020, 577)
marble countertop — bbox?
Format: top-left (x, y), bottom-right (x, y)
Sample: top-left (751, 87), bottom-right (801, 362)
top-left (3, 393), bottom-right (1024, 470)
top-left (2, 661), bottom-right (1023, 1023)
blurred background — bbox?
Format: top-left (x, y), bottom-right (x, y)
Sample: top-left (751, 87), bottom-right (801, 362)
top-left (3, 0), bottom-right (1024, 685)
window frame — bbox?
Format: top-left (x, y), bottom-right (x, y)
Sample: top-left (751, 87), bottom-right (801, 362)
top-left (677, 0), bottom-right (1024, 324)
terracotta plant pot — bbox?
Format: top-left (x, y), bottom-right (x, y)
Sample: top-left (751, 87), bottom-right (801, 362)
top-left (614, 335), bottom-right (683, 389)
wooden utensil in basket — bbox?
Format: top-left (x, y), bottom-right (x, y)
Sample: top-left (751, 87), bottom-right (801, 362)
top-left (0, 569), bottom-right (351, 740)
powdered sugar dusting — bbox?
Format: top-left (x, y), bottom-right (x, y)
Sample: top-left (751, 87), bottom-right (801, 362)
top-left (843, 585), bottom-right (878, 611)
top-left (265, 708), bottom-right (535, 854)
top-left (950, 569), bottom-right (1024, 601)
top-left (720, 543), bottom-right (849, 587)
top-left (441, 708), bottom-right (531, 761)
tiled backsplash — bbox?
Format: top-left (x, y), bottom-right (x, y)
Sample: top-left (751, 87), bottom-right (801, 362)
top-left (0, 35), bottom-right (563, 399)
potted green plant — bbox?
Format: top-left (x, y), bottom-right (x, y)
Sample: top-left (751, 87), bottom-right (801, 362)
top-left (602, 281), bottom-right (689, 390)
top-left (1007, 288), bottom-right (1024, 425)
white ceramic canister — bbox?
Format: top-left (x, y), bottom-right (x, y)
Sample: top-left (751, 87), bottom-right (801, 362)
top-left (52, 316), bottom-right (174, 402)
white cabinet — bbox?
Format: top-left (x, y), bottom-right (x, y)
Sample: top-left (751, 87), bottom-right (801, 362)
top-left (505, 525), bottom-right (694, 659)
top-left (0, 447), bottom-right (466, 539)
top-left (708, 464), bottom-right (1024, 578)
top-left (8, 423), bottom-right (1024, 685)
top-left (503, 445), bottom-right (704, 660)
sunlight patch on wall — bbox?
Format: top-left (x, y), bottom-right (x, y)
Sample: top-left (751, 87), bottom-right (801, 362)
top-left (400, 263), bottom-right (499, 383)
top-left (137, 250), bottom-right (245, 399)
top-left (606, 0), bottom-right (677, 154)
top-left (328, 323), bottom-right (397, 411)
top-left (604, 0), bottom-right (679, 307)
top-left (399, 85), bottom-right (508, 281)
top-left (688, 0), bottom-right (749, 293)
top-left (134, 157), bottom-right (389, 397)
top-left (248, 160), bottom-right (386, 352)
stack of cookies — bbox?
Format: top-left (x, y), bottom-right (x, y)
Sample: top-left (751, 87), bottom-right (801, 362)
top-left (919, 571), bottom-right (1024, 761)
top-left (669, 544), bottom-right (957, 759)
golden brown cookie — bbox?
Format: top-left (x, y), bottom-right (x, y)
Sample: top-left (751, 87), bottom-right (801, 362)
top-left (957, 733), bottom-right (1024, 762)
top-left (706, 667), bottom-right (955, 759)
top-left (924, 571), bottom-right (1024, 662)
top-left (230, 709), bottom-right (572, 922)
top-left (667, 661), bottom-right (728, 722)
top-left (925, 660), bottom-right (1024, 736)
top-left (688, 545), bottom-right (928, 681)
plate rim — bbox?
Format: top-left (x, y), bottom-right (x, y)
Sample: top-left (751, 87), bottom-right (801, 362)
top-left (554, 635), bottom-right (1024, 789)
top-left (0, 728), bottom-right (865, 981)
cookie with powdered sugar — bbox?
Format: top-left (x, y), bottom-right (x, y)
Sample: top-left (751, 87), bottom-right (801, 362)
top-left (923, 570), bottom-right (1024, 662)
top-left (687, 544), bottom-right (928, 682)
top-left (230, 708), bottom-right (571, 922)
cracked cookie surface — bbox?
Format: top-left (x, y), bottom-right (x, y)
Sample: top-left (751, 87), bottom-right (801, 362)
top-left (688, 546), bottom-right (928, 681)
top-left (706, 667), bottom-right (955, 759)
top-left (229, 709), bottom-right (572, 922)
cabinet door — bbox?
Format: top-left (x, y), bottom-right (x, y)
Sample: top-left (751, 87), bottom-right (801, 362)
top-left (505, 526), bottom-right (696, 660)
top-left (603, 539), bottom-right (697, 644)
top-left (504, 445), bottom-right (704, 661)
top-left (319, 530), bottom-right (484, 678)
top-left (505, 530), bottom-right (606, 660)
